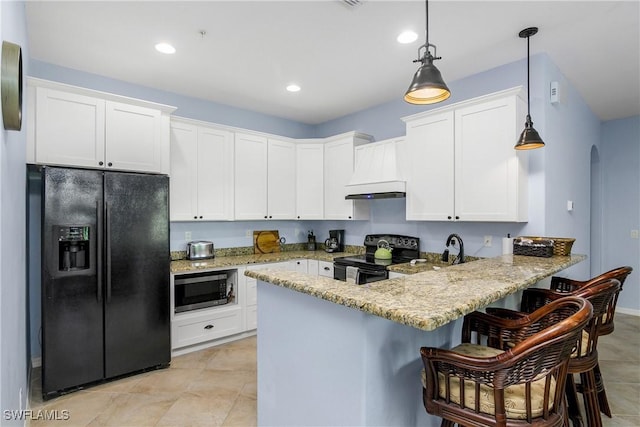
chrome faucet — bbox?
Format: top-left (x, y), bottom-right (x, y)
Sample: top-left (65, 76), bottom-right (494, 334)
top-left (442, 234), bottom-right (465, 264)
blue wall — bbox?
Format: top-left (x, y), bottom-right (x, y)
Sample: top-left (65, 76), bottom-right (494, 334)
top-left (601, 116), bottom-right (640, 313)
top-left (1, 1), bottom-right (29, 421)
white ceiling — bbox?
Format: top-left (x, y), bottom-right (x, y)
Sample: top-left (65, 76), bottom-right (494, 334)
top-left (25, 1), bottom-right (639, 125)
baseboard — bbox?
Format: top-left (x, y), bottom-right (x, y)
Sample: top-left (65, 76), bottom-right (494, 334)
top-left (616, 307), bottom-right (640, 316)
top-left (31, 356), bottom-right (42, 368)
top-left (171, 330), bottom-right (257, 357)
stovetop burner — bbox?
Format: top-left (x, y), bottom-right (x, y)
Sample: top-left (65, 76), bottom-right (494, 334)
top-left (333, 234), bottom-right (420, 270)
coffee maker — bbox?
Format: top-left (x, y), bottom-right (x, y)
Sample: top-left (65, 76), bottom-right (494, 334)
top-left (324, 229), bottom-right (344, 253)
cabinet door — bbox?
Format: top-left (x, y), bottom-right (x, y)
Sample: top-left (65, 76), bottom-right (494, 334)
top-left (234, 133), bottom-right (268, 220)
top-left (267, 138), bottom-right (296, 219)
top-left (318, 261), bottom-right (334, 278)
top-left (169, 121), bottom-right (198, 221)
top-left (324, 138), bottom-right (356, 219)
top-left (197, 126), bottom-right (234, 220)
top-left (105, 101), bottom-right (162, 173)
top-left (454, 97), bottom-right (523, 221)
top-left (405, 111), bottom-right (455, 221)
top-left (35, 87), bottom-right (105, 168)
top-left (296, 143), bottom-right (324, 219)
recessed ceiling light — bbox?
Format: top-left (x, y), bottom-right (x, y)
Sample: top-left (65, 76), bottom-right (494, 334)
top-left (286, 84), bottom-right (301, 93)
top-left (155, 43), bottom-right (176, 54)
top-left (397, 31), bottom-right (418, 44)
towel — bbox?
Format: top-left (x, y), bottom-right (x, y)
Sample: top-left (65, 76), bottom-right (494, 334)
top-left (346, 266), bottom-right (358, 284)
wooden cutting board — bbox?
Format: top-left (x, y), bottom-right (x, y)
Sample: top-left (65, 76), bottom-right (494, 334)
top-left (253, 230), bottom-right (281, 254)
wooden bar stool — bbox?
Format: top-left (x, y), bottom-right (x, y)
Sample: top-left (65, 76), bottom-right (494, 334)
top-left (548, 266), bottom-right (632, 417)
top-left (488, 279), bottom-right (621, 427)
top-left (420, 296), bottom-right (593, 427)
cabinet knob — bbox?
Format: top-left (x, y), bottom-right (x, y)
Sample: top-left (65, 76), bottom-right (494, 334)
top-left (98, 161), bottom-right (104, 166)
top-left (297, 216), bottom-right (300, 219)
top-left (348, 216), bottom-right (352, 219)
top-left (455, 216), bottom-right (459, 220)
top-left (264, 215), bottom-right (268, 219)
top-left (447, 216), bottom-right (452, 220)
top-left (193, 216), bottom-right (198, 219)
top-left (204, 324), bottom-right (214, 330)
top-left (199, 216), bottom-right (203, 219)
top-left (269, 215), bottom-right (272, 219)
top-left (108, 162), bottom-right (113, 167)
top-left (324, 266), bottom-right (330, 271)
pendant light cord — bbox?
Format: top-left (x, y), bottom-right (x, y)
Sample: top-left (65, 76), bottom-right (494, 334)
top-left (425, 0), bottom-right (429, 47)
top-left (527, 34), bottom-right (531, 117)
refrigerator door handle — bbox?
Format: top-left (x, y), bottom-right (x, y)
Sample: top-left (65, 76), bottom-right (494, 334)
top-left (97, 200), bottom-right (103, 303)
top-left (106, 202), bottom-right (112, 303)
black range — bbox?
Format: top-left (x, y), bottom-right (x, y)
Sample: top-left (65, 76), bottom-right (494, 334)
top-left (333, 234), bottom-right (420, 285)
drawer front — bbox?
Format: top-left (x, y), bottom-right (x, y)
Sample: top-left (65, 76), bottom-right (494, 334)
top-left (318, 261), bottom-right (334, 278)
top-left (246, 304), bottom-right (257, 331)
top-left (172, 307), bottom-right (242, 349)
top-left (246, 277), bottom-right (257, 306)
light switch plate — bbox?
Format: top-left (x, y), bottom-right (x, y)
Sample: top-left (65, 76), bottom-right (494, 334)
top-left (184, 231), bottom-right (192, 241)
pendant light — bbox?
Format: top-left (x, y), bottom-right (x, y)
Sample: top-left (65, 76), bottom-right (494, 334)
top-left (404, 0), bottom-right (450, 104)
top-left (515, 27), bottom-right (545, 150)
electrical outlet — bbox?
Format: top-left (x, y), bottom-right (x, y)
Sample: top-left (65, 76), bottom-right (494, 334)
top-left (184, 231), bottom-right (192, 241)
top-left (246, 229), bottom-right (252, 238)
top-left (631, 230), bottom-right (639, 239)
top-left (483, 235), bottom-right (492, 247)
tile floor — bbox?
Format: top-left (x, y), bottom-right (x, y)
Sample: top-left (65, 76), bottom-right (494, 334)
top-left (28, 336), bottom-right (257, 427)
top-left (28, 314), bottom-right (639, 426)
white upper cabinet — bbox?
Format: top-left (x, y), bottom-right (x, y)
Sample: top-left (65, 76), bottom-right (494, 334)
top-left (170, 118), bottom-right (234, 221)
top-left (27, 78), bottom-right (175, 174)
top-left (403, 87), bottom-right (528, 222)
top-left (234, 132), bottom-right (268, 220)
top-left (105, 101), bottom-right (162, 173)
top-left (267, 138), bottom-right (296, 220)
top-left (295, 142), bottom-right (324, 220)
top-left (405, 111), bottom-right (455, 221)
top-left (323, 133), bottom-right (372, 220)
top-left (234, 133), bottom-right (297, 220)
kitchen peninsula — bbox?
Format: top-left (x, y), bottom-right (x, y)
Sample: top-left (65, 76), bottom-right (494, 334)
top-left (246, 254), bottom-right (585, 427)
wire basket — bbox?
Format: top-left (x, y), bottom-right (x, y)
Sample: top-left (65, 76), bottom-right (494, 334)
top-left (513, 237), bottom-right (554, 257)
top-left (547, 237), bottom-right (575, 256)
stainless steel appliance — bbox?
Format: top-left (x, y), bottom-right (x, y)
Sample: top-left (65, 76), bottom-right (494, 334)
top-left (186, 240), bottom-right (214, 260)
top-left (174, 270), bottom-right (233, 313)
top-left (40, 166), bottom-right (170, 399)
top-left (333, 234), bottom-right (420, 284)
top-left (324, 229), bottom-right (344, 253)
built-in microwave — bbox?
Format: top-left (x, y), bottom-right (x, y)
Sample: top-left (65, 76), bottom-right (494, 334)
top-left (174, 270), bottom-right (235, 313)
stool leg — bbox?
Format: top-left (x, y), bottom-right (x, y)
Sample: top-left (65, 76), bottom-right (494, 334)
top-left (580, 369), bottom-right (603, 427)
top-left (440, 419), bottom-right (455, 427)
top-left (565, 374), bottom-right (584, 427)
top-left (594, 362), bottom-right (612, 417)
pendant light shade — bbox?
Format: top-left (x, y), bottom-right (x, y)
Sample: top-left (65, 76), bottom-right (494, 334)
top-left (515, 27), bottom-right (545, 150)
top-left (404, 0), bottom-right (450, 105)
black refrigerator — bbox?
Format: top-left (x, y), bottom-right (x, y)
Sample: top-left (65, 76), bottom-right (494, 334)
top-left (41, 166), bottom-right (170, 398)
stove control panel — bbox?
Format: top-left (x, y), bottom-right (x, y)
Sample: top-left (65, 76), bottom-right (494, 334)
top-left (364, 234), bottom-right (419, 250)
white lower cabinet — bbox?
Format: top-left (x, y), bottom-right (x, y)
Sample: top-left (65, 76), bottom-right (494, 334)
top-left (172, 306), bottom-right (242, 349)
top-left (245, 276), bottom-right (258, 330)
top-left (318, 261), bottom-right (334, 278)
top-left (307, 259), bottom-right (319, 276)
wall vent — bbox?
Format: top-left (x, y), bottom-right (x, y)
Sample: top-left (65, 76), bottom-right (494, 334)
top-left (341, 0), bottom-right (364, 8)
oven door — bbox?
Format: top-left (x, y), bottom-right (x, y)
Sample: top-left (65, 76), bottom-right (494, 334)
top-left (334, 263), bottom-right (388, 284)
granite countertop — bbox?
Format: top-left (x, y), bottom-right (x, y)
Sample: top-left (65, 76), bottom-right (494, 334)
top-left (171, 250), bottom-right (349, 273)
top-left (244, 254), bottom-right (586, 332)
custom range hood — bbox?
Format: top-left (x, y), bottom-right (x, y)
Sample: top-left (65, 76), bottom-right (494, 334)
top-left (345, 138), bottom-right (406, 200)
